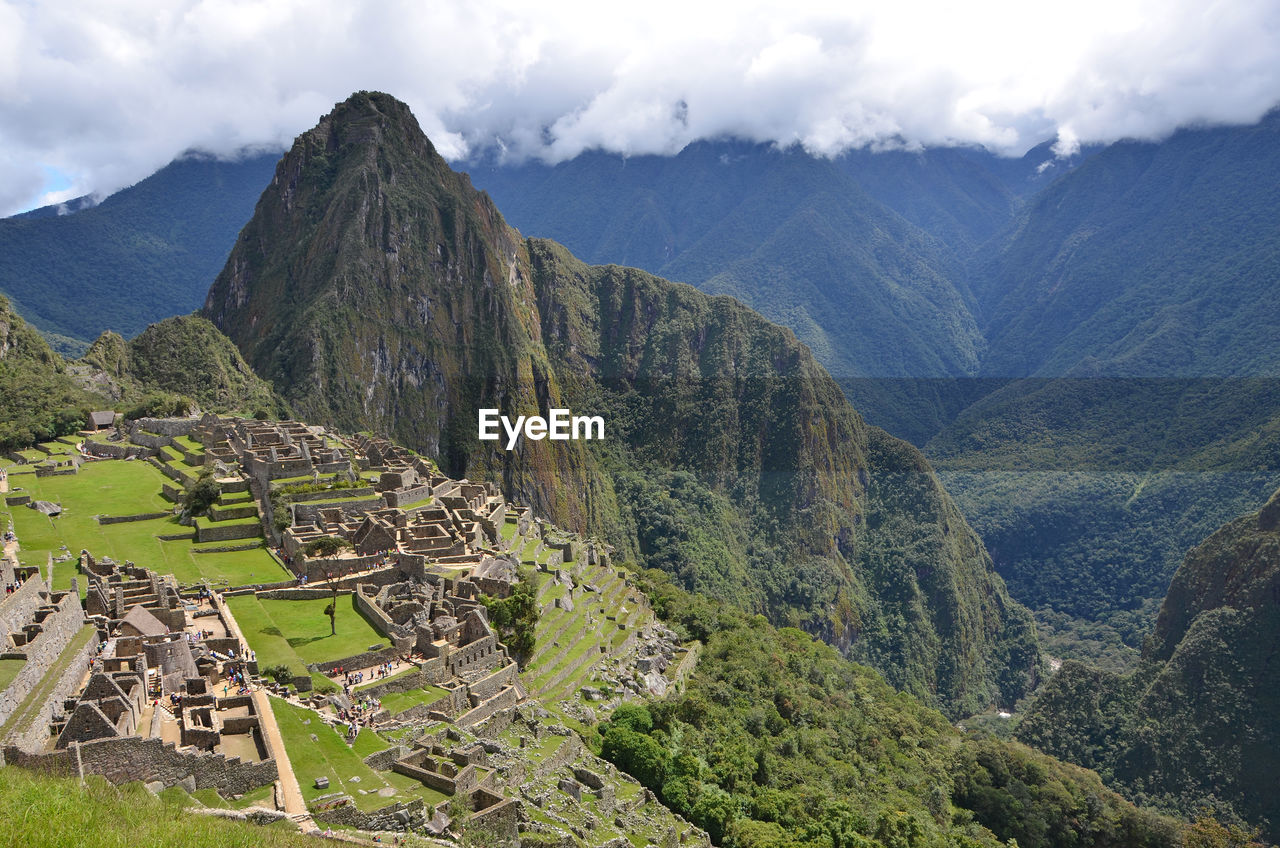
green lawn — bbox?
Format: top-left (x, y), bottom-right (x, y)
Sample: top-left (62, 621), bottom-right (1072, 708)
top-left (227, 594), bottom-right (388, 675)
top-left (377, 685), bottom-right (449, 716)
top-left (1, 459), bottom-right (286, 590)
top-left (0, 658), bottom-right (26, 691)
top-left (172, 435), bottom-right (204, 453)
top-left (269, 697), bottom-right (449, 812)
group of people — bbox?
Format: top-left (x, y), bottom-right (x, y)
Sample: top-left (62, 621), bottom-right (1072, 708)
top-left (338, 694), bottom-right (383, 735)
top-left (4, 574), bottom-right (27, 594)
top-left (221, 665), bottom-right (251, 697)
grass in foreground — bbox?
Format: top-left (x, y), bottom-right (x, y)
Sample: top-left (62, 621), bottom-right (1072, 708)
top-left (0, 657), bottom-right (25, 690)
top-left (0, 769), bottom-right (320, 848)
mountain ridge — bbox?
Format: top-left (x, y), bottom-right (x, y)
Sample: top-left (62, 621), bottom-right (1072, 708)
top-left (202, 91), bottom-right (1040, 716)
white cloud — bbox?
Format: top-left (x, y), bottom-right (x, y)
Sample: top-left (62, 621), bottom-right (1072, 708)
top-left (1, 0), bottom-right (1279, 214)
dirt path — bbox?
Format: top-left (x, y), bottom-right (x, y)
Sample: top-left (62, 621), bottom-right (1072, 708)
top-left (252, 689), bottom-right (316, 830)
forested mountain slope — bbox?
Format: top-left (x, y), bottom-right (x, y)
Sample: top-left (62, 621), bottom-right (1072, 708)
top-left (202, 91), bottom-right (1039, 716)
top-left (0, 150), bottom-right (280, 351)
top-left (1018, 488), bottom-right (1280, 842)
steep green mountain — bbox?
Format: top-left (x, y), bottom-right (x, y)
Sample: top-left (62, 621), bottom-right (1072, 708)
top-left (975, 110), bottom-right (1280, 378)
top-left (596, 568), bottom-right (1183, 848)
top-left (78, 314), bottom-right (287, 416)
top-left (0, 150), bottom-right (280, 351)
top-left (1017, 488), bottom-right (1280, 841)
top-left (0, 295), bottom-right (102, 451)
top-left (203, 91), bottom-right (1039, 716)
top-left (926, 377), bottom-right (1280, 649)
top-left (471, 142), bottom-right (991, 383)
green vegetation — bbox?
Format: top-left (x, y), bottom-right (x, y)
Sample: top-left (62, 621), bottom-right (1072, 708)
top-left (269, 696), bottom-right (448, 811)
top-left (480, 569), bottom-right (539, 660)
top-left (1018, 488), bottom-right (1280, 843)
top-left (0, 296), bottom-right (98, 452)
top-left (0, 769), bottom-right (325, 848)
top-left (0, 657), bottom-right (25, 690)
top-left (79, 314), bottom-right (287, 416)
top-left (200, 92), bottom-right (1038, 717)
top-left (227, 594), bottom-right (387, 676)
top-left (181, 470), bottom-right (221, 516)
top-left (600, 570), bottom-right (1181, 848)
top-left (377, 685), bottom-right (449, 716)
top-left (0, 151), bottom-right (279, 346)
top-left (0, 457), bottom-right (282, 588)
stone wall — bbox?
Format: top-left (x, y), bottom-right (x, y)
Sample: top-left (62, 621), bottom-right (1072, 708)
top-left (256, 588), bottom-right (352, 602)
top-left (130, 430), bottom-right (175, 450)
top-left (382, 484), bottom-right (432, 508)
top-left (355, 658), bottom-right (447, 700)
top-left (207, 504), bottom-right (258, 521)
top-left (457, 686), bottom-right (519, 729)
top-left (195, 522), bottom-right (262, 543)
top-left (308, 644), bottom-right (401, 676)
top-left (465, 797), bottom-right (520, 847)
top-left (352, 586), bottom-right (396, 639)
top-left (4, 627), bottom-right (100, 751)
top-left (289, 555), bottom-right (388, 584)
top-left (311, 797), bottom-right (429, 833)
top-left (10, 735), bottom-right (276, 797)
top-left (466, 663), bottom-right (518, 704)
top-left (447, 635), bottom-right (501, 677)
top-left (34, 467), bottom-right (77, 478)
top-left (291, 497), bottom-right (384, 526)
top-left (0, 576), bottom-right (45, 643)
top-left (84, 441), bottom-right (156, 460)
top-left (98, 511), bottom-right (171, 525)
top-left (136, 418), bottom-right (199, 437)
top-left (362, 743), bottom-right (410, 772)
top-left (279, 487), bottom-right (375, 504)
top-left (0, 591), bottom-right (92, 743)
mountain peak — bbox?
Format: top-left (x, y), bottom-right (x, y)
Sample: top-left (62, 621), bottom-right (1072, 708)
top-left (201, 91), bottom-right (1040, 716)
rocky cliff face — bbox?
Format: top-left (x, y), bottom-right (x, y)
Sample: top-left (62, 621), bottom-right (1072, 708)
top-left (203, 91), bottom-right (1038, 716)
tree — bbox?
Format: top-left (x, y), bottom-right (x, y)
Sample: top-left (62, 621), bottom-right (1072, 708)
top-left (304, 536), bottom-right (346, 559)
top-left (182, 471), bottom-right (221, 517)
top-left (323, 592), bottom-right (337, 636)
top-left (479, 566), bottom-right (539, 662)
top-left (303, 537), bottom-right (346, 636)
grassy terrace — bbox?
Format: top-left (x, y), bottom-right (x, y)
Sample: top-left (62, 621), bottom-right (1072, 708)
top-left (172, 435), bottom-right (204, 453)
top-left (269, 473), bottom-right (344, 490)
top-left (0, 624), bottom-right (94, 740)
top-left (0, 657), bottom-right (25, 690)
top-left (0, 770), bottom-right (327, 848)
top-left (1, 452), bottom-right (285, 590)
top-left (499, 517), bottom-right (519, 545)
top-left (289, 493), bottom-right (382, 509)
top-left (270, 697), bottom-right (449, 812)
top-left (194, 514), bottom-right (262, 529)
top-left (377, 684), bottom-right (449, 716)
top-left (227, 594), bottom-right (387, 680)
